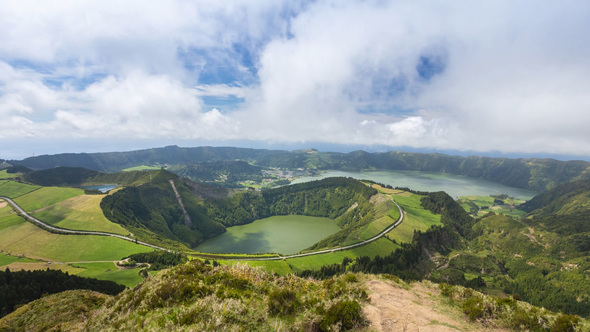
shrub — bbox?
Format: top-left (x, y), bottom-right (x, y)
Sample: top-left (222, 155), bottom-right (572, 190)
top-left (461, 296), bottom-right (485, 321)
top-left (268, 289), bottom-right (300, 316)
top-left (320, 300), bottom-right (363, 331)
top-left (551, 314), bottom-right (580, 332)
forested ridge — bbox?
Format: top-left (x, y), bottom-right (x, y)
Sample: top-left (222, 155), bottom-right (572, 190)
top-left (0, 268), bottom-right (125, 318)
top-left (8, 145), bottom-right (590, 191)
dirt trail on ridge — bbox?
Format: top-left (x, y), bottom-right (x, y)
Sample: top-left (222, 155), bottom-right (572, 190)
top-left (363, 279), bottom-right (508, 332)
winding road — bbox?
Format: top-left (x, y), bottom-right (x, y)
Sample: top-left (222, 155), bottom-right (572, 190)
top-left (0, 196), bottom-right (168, 251)
top-left (0, 194), bottom-right (403, 261)
top-left (244, 197), bottom-right (404, 261)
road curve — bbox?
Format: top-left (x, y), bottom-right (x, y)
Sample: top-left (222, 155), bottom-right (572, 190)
top-left (0, 196), bottom-right (168, 252)
top-left (242, 197), bottom-right (404, 261)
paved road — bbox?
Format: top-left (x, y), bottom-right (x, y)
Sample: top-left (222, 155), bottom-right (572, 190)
top-left (0, 196), bottom-right (168, 251)
top-left (242, 197), bottom-right (404, 261)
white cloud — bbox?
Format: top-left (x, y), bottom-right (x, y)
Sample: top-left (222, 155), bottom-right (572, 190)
top-left (1, 0), bottom-right (590, 158)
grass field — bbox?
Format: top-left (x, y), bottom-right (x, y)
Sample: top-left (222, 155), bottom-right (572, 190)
top-left (385, 192), bottom-right (442, 244)
top-left (32, 195), bottom-right (129, 235)
top-left (73, 262), bottom-right (144, 287)
top-left (0, 170), bottom-right (17, 179)
top-left (458, 195), bottom-right (527, 218)
top-left (359, 195), bottom-right (399, 240)
top-left (14, 186), bottom-right (84, 212)
top-left (285, 238), bottom-right (398, 273)
top-left (0, 208), bottom-right (152, 262)
top-left (0, 253), bottom-right (39, 266)
top-left (122, 165), bottom-right (163, 171)
top-left (0, 180), bottom-right (40, 198)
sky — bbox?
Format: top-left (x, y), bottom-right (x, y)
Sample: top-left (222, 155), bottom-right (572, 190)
top-left (1, 0), bottom-right (590, 160)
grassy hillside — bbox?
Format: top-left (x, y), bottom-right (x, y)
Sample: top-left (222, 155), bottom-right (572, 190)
top-left (1, 260), bottom-right (586, 331)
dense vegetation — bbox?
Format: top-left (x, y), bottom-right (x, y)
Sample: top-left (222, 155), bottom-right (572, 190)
top-left (102, 174), bottom-right (378, 250)
top-left (100, 170), bottom-right (225, 249)
top-left (21, 166), bottom-right (157, 187)
top-left (0, 268), bottom-right (125, 318)
top-left (10, 145), bottom-right (590, 191)
top-left (81, 260), bottom-right (367, 331)
top-left (168, 160), bottom-right (263, 187)
top-left (124, 251), bottom-right (188, 271)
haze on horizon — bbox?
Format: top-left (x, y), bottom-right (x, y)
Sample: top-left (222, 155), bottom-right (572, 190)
top-left (1, 1), bottom-right (589, 160)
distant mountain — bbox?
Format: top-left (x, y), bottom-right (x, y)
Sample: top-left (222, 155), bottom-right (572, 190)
top-left (10, 145), bottom-right (590, 191)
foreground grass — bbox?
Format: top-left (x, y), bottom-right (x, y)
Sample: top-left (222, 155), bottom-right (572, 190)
top-left (32, 195), bottom-right (128, 235)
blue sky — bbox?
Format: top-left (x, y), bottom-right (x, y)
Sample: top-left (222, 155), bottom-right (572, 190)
top-left (1, 0), bottom-right (590, 160)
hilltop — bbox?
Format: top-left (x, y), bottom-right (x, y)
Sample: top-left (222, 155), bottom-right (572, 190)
top-left (1, 259), bottom-right (586, 331)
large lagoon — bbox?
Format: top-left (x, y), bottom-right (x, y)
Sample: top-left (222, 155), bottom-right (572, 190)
top-left (194, 215), bottom-right (339, 254)
top-left (292, 170), bottom-right (537, 200)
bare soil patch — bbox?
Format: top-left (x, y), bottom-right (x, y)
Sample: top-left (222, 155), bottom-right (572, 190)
top-left (363, 278), bottom-right (508, 332)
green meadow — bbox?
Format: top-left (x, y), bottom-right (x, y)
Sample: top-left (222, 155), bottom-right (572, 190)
top-left (73, 262), bottom-right (145, 287)
top-left (385, 192), bottom-right (442, 243)
top-left (285, 238), bottom-right (397, 273)
top-left (0, 170), bottom-right (17, 179)
top-left (32, 195), bottom-right (128, 235)
top-left (0, 253), bottom-right (39, 266)
top-left (0, 209), bottom-right (152, 262)
top-left (14, 186), bottom-right (84, 212)
top-left (122, 165), bottom-right (163, 171)
top-left (0, 181), bottom-right (40, 198)
top-left (458, 195), bottom-right (527, 218)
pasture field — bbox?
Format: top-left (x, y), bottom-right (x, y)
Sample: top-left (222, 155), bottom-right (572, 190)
top-left (0, 212), bottom-right (152, 262)
top-left (122, 165), bottom-right (163, 171)
top-left (285, 238), bottom-right (398, 273)
top-left (73, 262), bottom-right (144, 287)
top-left (0, 180), bottom-right (40, 198)
top-left (385, 192), bottom-right (442, 243)
top-left (0, 170), bottom-right (17, 179)
top-left (14, 186), bottom-right (84, 212)
top-left (458, 195), bottom-right (526, 218)
top-left (359, 195), bottom-right (399, 240)
top-left (32, 195), bottom-right (128, 235)
top-left (0, 253), bottom-right (39, 266)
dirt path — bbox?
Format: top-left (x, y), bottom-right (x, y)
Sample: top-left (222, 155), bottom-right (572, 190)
top-left (363, 279), bottom-right (508, 332)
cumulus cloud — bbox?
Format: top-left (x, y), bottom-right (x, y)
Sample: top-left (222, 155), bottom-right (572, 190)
top-left (1, 0), bottom-right (590, 158)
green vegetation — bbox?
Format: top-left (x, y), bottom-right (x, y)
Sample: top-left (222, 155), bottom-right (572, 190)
top-left (124, 251), bottom-right (188, 270)
top-left (122, 164), bottom-right (163, 171)
top-left (73, 262), bottom-right (144, 288)
top-left (0, 254), bottom-right (38, 267)
top-left (101, 170), bottom-right (225, 249)
top-left (31, 194), bottom-right (128, 235)
top-left (14, 186), bottom-right (84, 212)
top-left (85, 260), bottom-right (367, 331)
top-left (0, 214), bottom-right (151, 262)
top-left (0, 170), bottom-right (16, 179)
top-left (13, 145), bottom-right (590, 191)
top-left (458, 194), bottom-right (527, 218)
top-left (440, 283), bottom-right (587, 331)
top-left (0, 268), bottom-right (125, 318)
top-left (0, 290), bottom-right (110, 332)
top-left (385, 191), bottom-right (441, 243)
top-left (0, 181), bottom-right (40, 198)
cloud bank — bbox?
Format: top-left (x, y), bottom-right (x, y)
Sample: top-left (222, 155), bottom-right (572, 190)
top-left (1, 0), bottom-right (589, 158)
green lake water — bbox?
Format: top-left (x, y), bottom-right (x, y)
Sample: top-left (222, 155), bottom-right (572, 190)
top-left (194, 215), bottom-right (340, 255)
top-left (292, 170), bottom-right (537, 200)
